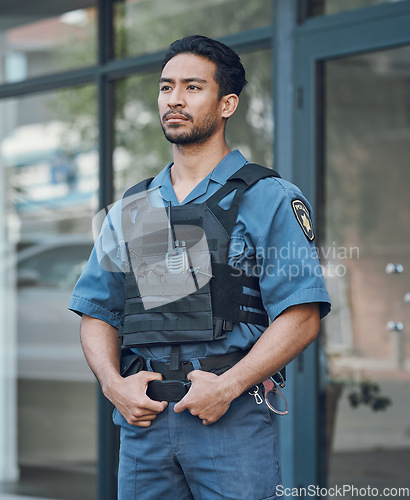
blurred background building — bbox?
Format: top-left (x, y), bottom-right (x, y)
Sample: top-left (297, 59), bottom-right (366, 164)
top-left (0, 1), bottom-right (409, 499)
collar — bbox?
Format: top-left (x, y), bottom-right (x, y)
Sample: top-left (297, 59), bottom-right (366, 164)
top-left (148, 150), bottom-right (248, 205)
top-left (208, 150), bottom-right (248, 186)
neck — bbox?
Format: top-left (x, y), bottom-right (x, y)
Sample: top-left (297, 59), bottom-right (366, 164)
top-left (171, 135), bottom-right (231, 189)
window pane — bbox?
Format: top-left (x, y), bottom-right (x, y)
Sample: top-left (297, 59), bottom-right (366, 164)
top-left (114, 0), bottom-right (272, 59)
top-left (0, 1), bottom-right (97, 84)
top-left (226, 50), bottom-right (273, 168)
top-left (113, 49), bottom-right (273, 198)
top-left (0, 84), bottom-right (98, 498)
top-left (306, 0), bottom-right (408, 17)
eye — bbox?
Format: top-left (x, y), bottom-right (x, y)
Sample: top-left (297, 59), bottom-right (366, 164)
top-left (188, 85), bottom-right (200, 91)
top-left (160, 85), bottom-right (172, 92)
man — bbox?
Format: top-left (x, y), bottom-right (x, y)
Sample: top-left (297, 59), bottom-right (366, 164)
top-left (69, 35), bottom-right (331, 500)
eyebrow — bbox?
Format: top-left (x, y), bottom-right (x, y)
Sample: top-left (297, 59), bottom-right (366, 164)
top-left (159, 77), bottom-right (208, 85)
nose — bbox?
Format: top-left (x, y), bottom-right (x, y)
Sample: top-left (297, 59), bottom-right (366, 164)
top-left (167, 86), bottom-right (185, 108)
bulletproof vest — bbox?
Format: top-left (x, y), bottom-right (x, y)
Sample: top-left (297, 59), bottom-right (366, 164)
top-left (118, 163), bottom-right (280, 348)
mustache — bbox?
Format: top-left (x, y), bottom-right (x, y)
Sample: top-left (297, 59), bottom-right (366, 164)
top-left (162, 109), bottom-right (193, 121)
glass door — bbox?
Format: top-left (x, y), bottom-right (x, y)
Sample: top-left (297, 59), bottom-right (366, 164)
top-left (321, 45), bottom-right (410, 492)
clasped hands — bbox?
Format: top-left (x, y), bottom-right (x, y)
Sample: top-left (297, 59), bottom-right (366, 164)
top-left (116, 369), bottom-right (233, 427)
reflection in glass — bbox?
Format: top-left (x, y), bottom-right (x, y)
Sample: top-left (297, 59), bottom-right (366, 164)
top-left (114, 71), bottom-right (171, 196)
top-left (0, 2), bottom-right (97, 84)
top-left (113, 49), bottom-right (273, 198)
top-left (307, 0), bottom-right (407, 17)
top-left (0, 85), bottom-right (98, 498)
top-left (114, 0), bottom-right (272, 59)
top-left (322, 47), bottom-right (410, 487)
top-left (226, 51), bottom-right (273, 168)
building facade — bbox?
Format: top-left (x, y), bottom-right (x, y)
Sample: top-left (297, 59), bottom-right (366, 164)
top-left (0, 1), bottom-right (409, 498)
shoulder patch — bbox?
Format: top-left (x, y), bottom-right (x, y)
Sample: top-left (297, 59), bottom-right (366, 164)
top-left (291, 199), bottom-right (315, 241)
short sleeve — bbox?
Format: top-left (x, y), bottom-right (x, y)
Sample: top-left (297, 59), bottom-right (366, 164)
top-left (68, 202), bottom-right (125, 329)
top-left (254, 180), bottom-right (331, 321)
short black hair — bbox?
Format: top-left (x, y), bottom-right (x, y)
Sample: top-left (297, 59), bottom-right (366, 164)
top-left (162, 35), bottom-right (247, 100)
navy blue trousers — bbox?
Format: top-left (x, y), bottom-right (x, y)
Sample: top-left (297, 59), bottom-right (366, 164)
top-left (113, 389), bottom-right (283, 500)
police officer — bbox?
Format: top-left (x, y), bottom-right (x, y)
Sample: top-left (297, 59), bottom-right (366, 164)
top-left (69, 35), bottom-right (331, 500)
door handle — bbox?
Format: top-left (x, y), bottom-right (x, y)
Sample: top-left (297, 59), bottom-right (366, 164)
top-left (385, 263), bottom-right (404, 274)
top-left (386, 321), bottom-right (404, 332)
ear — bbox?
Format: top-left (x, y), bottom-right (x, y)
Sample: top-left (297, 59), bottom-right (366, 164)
top-left (221, 93), bottom-right (239, 119)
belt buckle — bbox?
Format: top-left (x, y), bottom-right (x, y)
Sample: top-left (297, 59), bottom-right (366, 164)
top-left (147, 379), bottom-right (191, 402)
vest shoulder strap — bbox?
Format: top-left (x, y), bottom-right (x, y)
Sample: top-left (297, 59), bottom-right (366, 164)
top-left (123, 177), bottom-right (154, 200)
top-left (205, 163), bottom-right (281, 236)
top-left (227, 163), bottom-right (281, 185)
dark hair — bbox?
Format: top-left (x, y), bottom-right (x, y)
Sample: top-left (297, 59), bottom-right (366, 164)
top-left (162, 35), bottom-right (247, 100)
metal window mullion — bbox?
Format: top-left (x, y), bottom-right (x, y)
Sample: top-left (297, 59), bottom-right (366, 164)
top-left (97, 0), bottom-right (115, 209)
top-left (97, 74), bottom-right (114, 215)
top-left (98, 0), bottom-right (114, 66)
top-left (96, 3), bottom-right (118, 500)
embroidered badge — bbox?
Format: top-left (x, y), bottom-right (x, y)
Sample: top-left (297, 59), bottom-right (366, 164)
top-left (291, 199), bottom-right (315, 241)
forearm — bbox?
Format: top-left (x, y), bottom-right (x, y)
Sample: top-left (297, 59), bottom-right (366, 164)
top-left (219, 302), bottom-right (320, 401)
top-left (80, 314), bottom-right (168, 425)
top-left (80, 314), bottom-right (123, 396)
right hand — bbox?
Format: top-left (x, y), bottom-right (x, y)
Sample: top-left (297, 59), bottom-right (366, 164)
top-left (108, 371), bottom-right (168, 427)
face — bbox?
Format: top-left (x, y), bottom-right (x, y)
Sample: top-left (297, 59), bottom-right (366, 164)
top-left (158, 53), bottom-right (226, 146)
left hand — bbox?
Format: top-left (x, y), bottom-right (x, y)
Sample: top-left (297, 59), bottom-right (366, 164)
top-left (173, 370), bottom-right (233, 425)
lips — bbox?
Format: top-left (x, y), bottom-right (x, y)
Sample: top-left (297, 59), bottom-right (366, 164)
top-left (165, 114), bottom-right (189, 122)
top-left (163, 110), bottom-right (192, 123)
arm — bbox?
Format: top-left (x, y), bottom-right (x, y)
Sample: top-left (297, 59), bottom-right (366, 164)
top-left (174, 302), bottom-right (320, 425)
top-left (80, 314), bottom-right (168, 426)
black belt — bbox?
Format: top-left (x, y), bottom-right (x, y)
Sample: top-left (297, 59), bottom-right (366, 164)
top-left (150, 350), bottom-right (249, 380)
top-left (120, 349), bottom-right (249, 402)
top-left (120, 349), bottom-right (286, 403)
top-left (147, 350), bottom-right (249, 402)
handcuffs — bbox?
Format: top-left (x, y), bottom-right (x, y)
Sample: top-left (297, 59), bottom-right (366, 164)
top-left (248, 371), bottom-right (289, 416)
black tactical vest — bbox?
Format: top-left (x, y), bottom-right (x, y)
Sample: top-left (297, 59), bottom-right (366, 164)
top-left (118, 163), bottom-right (280, 348)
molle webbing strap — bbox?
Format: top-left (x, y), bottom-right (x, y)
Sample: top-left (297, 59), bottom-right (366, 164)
top-left (124, 276), bottom-right (211, 300)
top-left (124, 294), bottom-right (212, 315)
top-left (169, 345), bottom-right (180, 371)
top-left (210, 262), bottom-right (268, 327)
top-left (241, 274), bottom-right (261, 290)
top-left (122, 315), bottom-right (213, 334)
top-left (235, 310), bottom-right (269, 327)
top-left (240, 293), bottom-right (266, 310)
